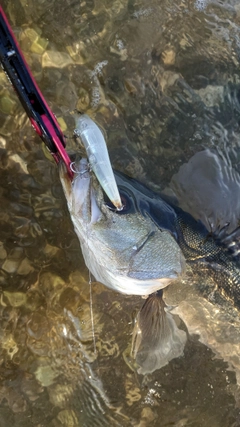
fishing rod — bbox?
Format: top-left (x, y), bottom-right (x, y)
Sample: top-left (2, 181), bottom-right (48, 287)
top-left (0, 6), bottom-right (73, 180)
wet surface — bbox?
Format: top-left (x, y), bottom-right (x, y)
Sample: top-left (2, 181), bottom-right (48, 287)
top-left (1, 0), bottom-right (240, 425)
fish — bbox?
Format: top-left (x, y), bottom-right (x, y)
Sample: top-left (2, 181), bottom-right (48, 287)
top-left (60, 116), bottom-right (240, 374)
top-left (59, 155), bottom-right (188, 374)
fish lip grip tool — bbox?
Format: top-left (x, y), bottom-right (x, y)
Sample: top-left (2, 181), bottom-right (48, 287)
top-left (0, 6), bottom-right (73, 180)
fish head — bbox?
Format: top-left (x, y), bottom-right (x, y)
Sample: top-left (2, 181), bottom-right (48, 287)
top-left (59, 158), bottom-right (185, 296)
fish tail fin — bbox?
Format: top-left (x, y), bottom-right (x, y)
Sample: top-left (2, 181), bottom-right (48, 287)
top-left (131, 290), bottom-right (187, 375)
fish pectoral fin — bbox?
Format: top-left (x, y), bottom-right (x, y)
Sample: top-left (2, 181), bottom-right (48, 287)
top-left (131, 290), bottom-right (187, 375)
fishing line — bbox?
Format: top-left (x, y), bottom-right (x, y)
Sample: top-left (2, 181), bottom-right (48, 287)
top-left (89, 270), bottom-right (97, 355)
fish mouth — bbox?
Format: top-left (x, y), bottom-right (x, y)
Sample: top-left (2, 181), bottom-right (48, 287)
top-left (59, 154), bottom-right (123, 225)
top-left (59, 152), bottom-right (123, 213)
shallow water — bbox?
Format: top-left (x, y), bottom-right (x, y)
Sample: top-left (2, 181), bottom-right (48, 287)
top-left (1, 0), bottom-right (240, 425)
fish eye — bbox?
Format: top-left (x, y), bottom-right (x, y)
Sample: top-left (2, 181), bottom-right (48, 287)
top-left (104, 191), bottom-right (132, 214)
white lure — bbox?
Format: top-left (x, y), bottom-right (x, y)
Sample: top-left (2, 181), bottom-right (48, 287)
top-left (74, 114), bottom-right (122, 210)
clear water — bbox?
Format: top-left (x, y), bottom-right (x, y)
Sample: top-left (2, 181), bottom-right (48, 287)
top-left (1, 0), bottom-right (240, 425)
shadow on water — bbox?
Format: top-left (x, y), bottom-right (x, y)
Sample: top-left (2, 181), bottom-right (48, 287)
top-left (1, 0), bottom-right (240, 425)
